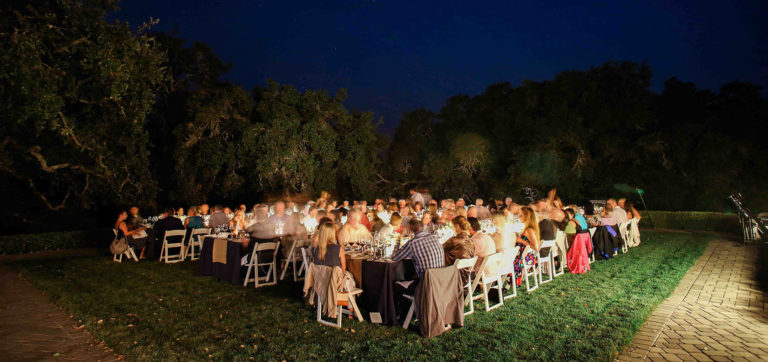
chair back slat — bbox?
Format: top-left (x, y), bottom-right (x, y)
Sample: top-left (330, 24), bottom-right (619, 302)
top-left (256, 242), bottom-right (279, 251)
top-left (454, 256), bottom-right (478, 270)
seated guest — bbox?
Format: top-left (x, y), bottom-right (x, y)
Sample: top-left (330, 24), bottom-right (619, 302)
top-left (456, 207), bottom-right (468, 219)
top-left (208, 205), bottom-right (229, 230)
top-left (455, 199), bottom-right (466, 210)
top-left (269, 201), bottom-right (298, 236)
top-left (512, 207), bottom-right (539, 286)
top-left (442, 216), bottom-right (475, 267)
top-left (538, 210), bottom-right (558, 263)
top-left (566, 208), bottom-right (592, 274)
top-left (467, 205), bottom-right (478, 219)
top-left (607, 198), bottom-right (628, 225)
top-left (475, 199), bottom-right (492, 220)
top-left (337, 208), bottom-right (373, 246)
top-left (399, 205), bottom-right (413, 225)
top-left (282, 213), bottom-right (309, 252)
top-left (468, 217), bottom-right (496, 271)
top-left (370, 212), bottom-right (385, 233)
top-left (625, 200), bottom-right (642, 247)
top-left (301, 205), bottom-right (319, 234)
top-left (152, 208), bottom-right (185, 259)
top-left (311, 222), bottom-right (346, 272)
top-left (358, 204), bottom-right (373, 231)
top-left (421, 211), bottom-right (438, 234)
top-left (199, 204), bottom-right (210, 216)
top-left (600, 204), bottom-right (617, 226)
top-left (229, 209), bottom-right (247, 235)
top-left (115, 211), bottom-right (148, 259)
top-left (391, 219), bottom-right (445, 279)
top-left (564, 209), bottom-right (578, 245)
top-left (246, 205), bottom-right (273, 240)
top-left (126, 206), bottom-right (143, 230)
top-left (176, 207), bottom-right (184, 217)
top-left (376, 212), bottom-right (402, 241)
top-left (375, 202), bottom-right (391, 224)
top-left (184, 207), bottom-right (204, 229)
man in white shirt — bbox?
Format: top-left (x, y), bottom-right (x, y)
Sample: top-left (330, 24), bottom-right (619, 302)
top-left (608, 198), bottom-right (628, 225)
top-left (468, 217), bottom-right (496, 271)
top-left (337, 208), bottom-right (372, 246)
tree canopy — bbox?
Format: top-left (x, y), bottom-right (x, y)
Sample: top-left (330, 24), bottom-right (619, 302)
top-left (1, 1), bottom-right (766, 233)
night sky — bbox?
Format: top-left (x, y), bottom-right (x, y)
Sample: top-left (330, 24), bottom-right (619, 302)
top-left (115, 0), bottom-right (768, 133)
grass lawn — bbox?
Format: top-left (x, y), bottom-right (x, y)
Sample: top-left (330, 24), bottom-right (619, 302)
top-left (9, 231), bottom-right (713, 361)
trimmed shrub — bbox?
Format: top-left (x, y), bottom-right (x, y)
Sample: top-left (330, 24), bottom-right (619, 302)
top-left (0, 229), bottom-right (112, 255)
top-left (641, 211), bottom-right (739, 234)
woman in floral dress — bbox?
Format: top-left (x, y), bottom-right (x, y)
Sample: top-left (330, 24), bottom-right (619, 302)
top-left (513, 206), bottom-right (540, 286)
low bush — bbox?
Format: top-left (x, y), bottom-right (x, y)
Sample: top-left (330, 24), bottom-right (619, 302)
top-left (641, 211), bottom-right (739, 234)
top-left (0, 229), bottom-right (112, 255)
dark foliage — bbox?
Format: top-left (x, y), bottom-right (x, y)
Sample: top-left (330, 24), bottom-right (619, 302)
top-left (2, 1), bottom-right (767, 233)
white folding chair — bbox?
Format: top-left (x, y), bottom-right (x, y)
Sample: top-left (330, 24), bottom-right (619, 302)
top-left (498, 246), bottom-right (519, 300)
top-left (243, 242), bottom-right (279, 288)
top-left (629, 218), bottom-right (641, 247)
top-left (618, 222), bottom-right (630, 253)
top-left (454, 256), bottom-right (478, 316)
top-left (469, 253), bottom-right (504, 312)
top-left (538, 239), bottom-right (556, 284)
top-left (159, 229), bottom-right (186, 263)
top-left (312, 267), bottom-right (363, 328)
top-left (280, 239), bottom-right (307, 281)
top-left (184, 228), bottom-right (210, 260)
top-left (554, 231), bottom-right (566, 276)
top-left (112, 229), bottom-right (139, 263)
top-left (522, 246), bottom-right (539, 292)
top-left (300, 247), bottom-right (313, 273)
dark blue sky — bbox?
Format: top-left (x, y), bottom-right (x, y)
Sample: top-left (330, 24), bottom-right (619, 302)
top-left (116, 0), bottom-right (768, 132)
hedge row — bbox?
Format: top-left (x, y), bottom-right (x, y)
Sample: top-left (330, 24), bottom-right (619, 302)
top-left (641, 211), bottom-right (740, 234)
top-left (0, 229), bottom-right (112, 255)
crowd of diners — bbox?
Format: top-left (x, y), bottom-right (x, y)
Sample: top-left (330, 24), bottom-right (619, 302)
top-left (114, 188), bottom-right (642, 293)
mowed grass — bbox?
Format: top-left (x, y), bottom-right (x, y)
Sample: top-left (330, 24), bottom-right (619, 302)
top-left (9, 231), bottom-right (712, 361)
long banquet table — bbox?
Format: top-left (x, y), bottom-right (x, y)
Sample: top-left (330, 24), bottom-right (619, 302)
top-left (197, 236), bottom-right (246, 284)
top-left (344, 255), bottom-right (416, 326)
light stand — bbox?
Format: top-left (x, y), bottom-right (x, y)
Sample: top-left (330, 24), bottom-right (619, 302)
top-left (728, 193), bottom-right (767, 244)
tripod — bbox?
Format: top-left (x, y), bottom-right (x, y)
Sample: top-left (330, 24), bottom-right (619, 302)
top-left (728, 193), bottom-right (767, 243)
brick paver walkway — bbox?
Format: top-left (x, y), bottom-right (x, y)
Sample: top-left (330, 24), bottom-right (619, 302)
top-left (0, 267), bottom-right (119, 361)
top-left (620, 239), bottom-right (768, 361)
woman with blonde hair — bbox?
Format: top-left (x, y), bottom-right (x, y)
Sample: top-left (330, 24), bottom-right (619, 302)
top-left (229, 209), bottom-right (247, 235)
top-left (311, 222), bottom-right (346, 272)
top-left (512, 206), bottom-right (539, 286)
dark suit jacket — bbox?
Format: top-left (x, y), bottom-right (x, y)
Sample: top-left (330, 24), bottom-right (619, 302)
top-left (155, 216), bottom-right (184, 241)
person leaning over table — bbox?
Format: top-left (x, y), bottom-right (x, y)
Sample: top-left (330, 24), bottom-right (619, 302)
top-left (391, 219), bottom-right (446, 296)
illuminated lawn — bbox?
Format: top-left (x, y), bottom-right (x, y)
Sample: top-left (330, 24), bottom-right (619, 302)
top-left (10, 231), bottom-right (712, 360)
